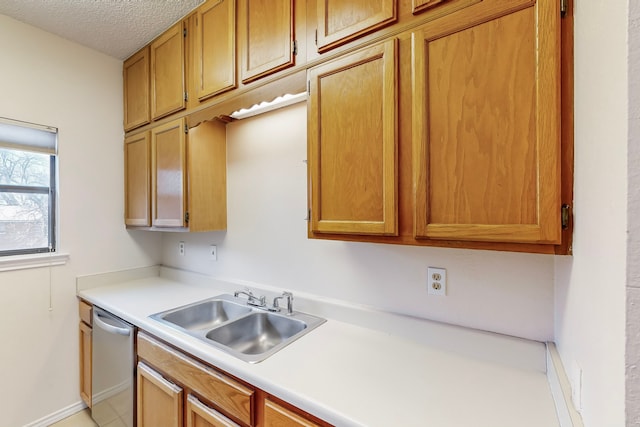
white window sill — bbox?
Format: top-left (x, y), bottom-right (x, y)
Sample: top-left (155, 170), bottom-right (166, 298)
top-left (0, 252), bottom-right (70, 272)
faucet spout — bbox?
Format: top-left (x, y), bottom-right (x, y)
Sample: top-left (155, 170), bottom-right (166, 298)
top-left (234, 289), bottom-right (266, 307)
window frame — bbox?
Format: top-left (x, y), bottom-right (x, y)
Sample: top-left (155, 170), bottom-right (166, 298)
top-left (0, 118), bottom-right (58, 257)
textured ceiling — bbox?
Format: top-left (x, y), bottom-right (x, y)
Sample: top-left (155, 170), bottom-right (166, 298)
top-left (0, 0), bottom-right (204, 60)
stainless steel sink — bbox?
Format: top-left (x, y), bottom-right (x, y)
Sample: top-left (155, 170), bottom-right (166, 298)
top-left (149, 294), bottom-right (326, 363)
top-left (152, 297), bottom-right (252, 331)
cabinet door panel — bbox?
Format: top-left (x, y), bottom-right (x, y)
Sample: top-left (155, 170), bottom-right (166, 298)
top-left (187, 394), bottom-right (240, 427)
top-left (125, 132), bottom-right (151, 226)
top-left (124, 47), bottom-right (150, 130)
top-left (196, 0), bottom-right (236, 100)
top-left (152, 21), bottom-right (186, 120)
top-left (240, 0), bottom-right (294, 83)
top-left (316, 0), bottom-right (396, 52)
top-left (151, 119), bottom-right (186, 227)
top-left (412, 2), bottom-right (561, 243)
top-left (309, 39), bottom-right (397, 235)
top-left (264, 398), bottom-right (322, 427)
top-left (79, 322), bottom-right (92, 408)
top-left (137, 362), bottom-right (183, 427)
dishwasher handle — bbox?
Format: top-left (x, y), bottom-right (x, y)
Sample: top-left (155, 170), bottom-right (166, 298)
top-left (94, 309), bottom-right (132, 336)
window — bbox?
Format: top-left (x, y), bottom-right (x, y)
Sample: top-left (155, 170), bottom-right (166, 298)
top-left (0, 117), bottom-right (57, 256)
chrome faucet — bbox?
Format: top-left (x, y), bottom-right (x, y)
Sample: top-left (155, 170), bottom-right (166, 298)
top-left (272, 292), bottom-right (294, 315)
top-left (234, 289), bottom-right (266, 307)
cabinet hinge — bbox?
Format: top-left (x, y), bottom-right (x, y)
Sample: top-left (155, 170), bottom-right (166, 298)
top-left (292, 40), bottom-right (298, 56)
top-left (184, 124), bottom-right (189, 134)
top-left (561, 204), bottom-right (570, 230)
top-left (183, 27), bottom-right (187, 37)
top-left (560, 0), bottom-right (568, 17)
top-left (184, 91), bottom-right (189, 102)
top-left (185, 212), bottom-right (190, 224)
top-left (315, 29), bottom-right (318, 45)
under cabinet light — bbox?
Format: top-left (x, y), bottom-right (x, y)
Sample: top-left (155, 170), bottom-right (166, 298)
top-left (230, 92), bottom-right (307, 120)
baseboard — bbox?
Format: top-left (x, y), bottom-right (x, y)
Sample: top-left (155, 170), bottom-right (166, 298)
top-left (546, 342), bottom-right (584, 427)
top-left (23, 401), bottom-right (87, 427)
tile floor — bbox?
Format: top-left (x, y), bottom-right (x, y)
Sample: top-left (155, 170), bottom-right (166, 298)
top-left (49, 409), bottom-right (97, 427)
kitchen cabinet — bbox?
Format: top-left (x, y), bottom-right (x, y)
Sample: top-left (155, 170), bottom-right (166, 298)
top-left (137, 331), bottom-right (332, 427)
top-left (125, 131), bottom-right (151, 226)
top-left (239, 0), bottom-right (295, 83)
top-left (123, 47), bottom-right (150, 131)
top-left (194, 0), bottom-right (236, 101)
top-left (78, 300), bottom-right (92, 408)
top-left (264, 398), bottom-right (323, 427)
top-left (308, 39), bottom-right (398, 236)
top-left (150, 117), bottom-right (227, 231)
top-left (137, 362), bottom-right (184, 427)
top-left (411, 0), bottom-right (562, 244)
top-left (315, 0), bottom-right (397, 53)
top-left (308, 0), bottom-right (572, 253)
top-left (187, 394), bottom-right (241, 427)
top-left (151, 20), bottom-right (187, 120)
top-left (137, 332), bottom-right (254, 426)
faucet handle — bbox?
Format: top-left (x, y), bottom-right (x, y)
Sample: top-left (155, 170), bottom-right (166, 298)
top-left (272, 291), bottom-right (294, 315)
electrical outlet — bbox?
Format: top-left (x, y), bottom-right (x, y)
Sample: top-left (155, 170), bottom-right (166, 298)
top-left (427, 267), bottom-right (446, 296)
top-left (178, 241), bottom-right (185, 256)
top-left (210, 245), bottom-right (217, 261)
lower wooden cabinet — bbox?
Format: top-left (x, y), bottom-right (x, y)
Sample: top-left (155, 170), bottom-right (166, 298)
top-left (187, 394), bottom-right (240, 427)
top-left (136, 331), bottom-right (332, 427)
top-left (138, 362), bottom-right (184, 427)
top-left (78, 300), bottom-right (92, 408)
top-left (264, 398), bottom-right (322, 427)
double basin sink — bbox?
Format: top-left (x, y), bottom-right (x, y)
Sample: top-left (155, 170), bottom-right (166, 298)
top-left (149, 294), bottom-right (326, 363)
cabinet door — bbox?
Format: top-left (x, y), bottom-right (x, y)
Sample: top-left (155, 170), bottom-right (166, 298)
top-left (264, 398), bottom-right (322, 427)
top-left (186, 394), bottom-right (240, 427)
top-left (151, 118), bottom-right (187, 228)
top-left (239, 0), bottom-right (294, 83)
top-left (316, 0), bottom-right (396, 52)
top-left (151, 21), bottom-right (186, 120)
top-left (187, 120), bottom-right (227, 232)
top-left (195, 0), bottom-right (236, 101)
top-left (412, 1), bottom-right (561, 244)
top-left (123, 47), bottom-right (150, 131)
top-left (125, 132), bottom-right (151, 226)
top-left (79, 322), bottom-right (92, 408)
top-left (137, 362), bottom-right (184, 427)
top-left (308, 39), bottom-right (398, 236)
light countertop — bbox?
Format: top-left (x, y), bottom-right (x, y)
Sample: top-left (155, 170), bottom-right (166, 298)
top-left (77, 267), bottom-right (561, 427)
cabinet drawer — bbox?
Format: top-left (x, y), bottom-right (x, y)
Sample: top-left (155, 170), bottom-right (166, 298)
top-left (137, 333), bottom-right (254, 426)
top-left (78, 300), bottom-right (92, 326)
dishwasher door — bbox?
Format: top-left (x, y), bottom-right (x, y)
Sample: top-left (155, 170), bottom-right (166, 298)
top-left (92, 307), bottom-right (135, 427)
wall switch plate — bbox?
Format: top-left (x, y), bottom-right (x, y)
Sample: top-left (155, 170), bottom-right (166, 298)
top-left (179, 241), bottom-right (185, 256)
top-left (210, 245), bottom-right (217, 261)
top-left (427, 267), bottom-right (446, 296)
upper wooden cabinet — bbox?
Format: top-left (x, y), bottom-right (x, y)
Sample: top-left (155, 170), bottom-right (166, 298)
top-left (194, 0), bottom-right (236, 101)
top-left (151, 21), bottom-right (187, 120)
top-left (239, 0), bottom-right (295, 83)
top-left (308, 39), bottom-right (398, 236)
top-left (124, 47), bottom-right (151, 131)
top-left (308, 0), bottom-right (572, 253)
top-left (412, 0), bottom-right (562, 244)
top-left (125, 132), bottom-right (151, 226)
top-left (316, 0), bottom-right (397, 52)
top-left (150, 117), bottom-right (227, 231)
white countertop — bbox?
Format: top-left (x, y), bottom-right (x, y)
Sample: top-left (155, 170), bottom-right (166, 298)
top-left (77, 267), bottom-right (561, 427)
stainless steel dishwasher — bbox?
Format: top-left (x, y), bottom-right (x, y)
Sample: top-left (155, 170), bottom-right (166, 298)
top-left (92, 307), bottom-right (135, 427)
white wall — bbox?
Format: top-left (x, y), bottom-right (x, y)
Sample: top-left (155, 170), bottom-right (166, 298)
top-left (554, 1), bottom-right (628, 426)
top-left (162, 102), bottom-right (556, 342)
top-left (627, 0), bottom-right (640, 423)
top-left (0, 15), bottom-right (162, 426)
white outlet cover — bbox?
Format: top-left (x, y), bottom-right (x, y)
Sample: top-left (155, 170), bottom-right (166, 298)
top-left (427, 267), bottom-right (446, 296)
